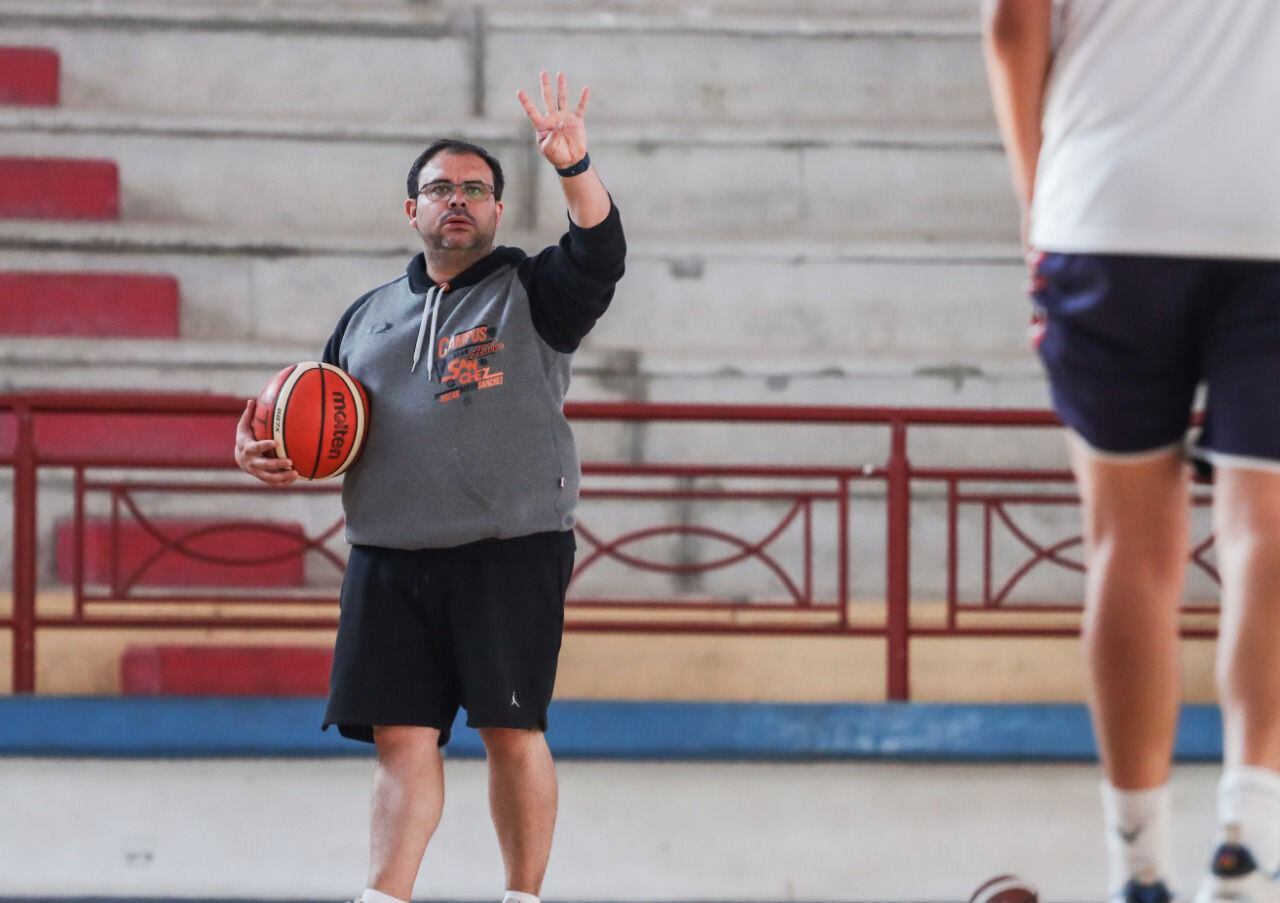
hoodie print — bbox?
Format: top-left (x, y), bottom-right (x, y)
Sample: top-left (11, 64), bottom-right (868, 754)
top-left (433, 322), bottom-right (507, 403)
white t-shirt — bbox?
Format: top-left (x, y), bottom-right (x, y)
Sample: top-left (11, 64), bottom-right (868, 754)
top-left (1030, 0), bottom-right (1280, 259)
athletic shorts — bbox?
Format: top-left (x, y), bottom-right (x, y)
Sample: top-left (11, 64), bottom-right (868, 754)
top-left (322, 530), bottom-right (575, 746)
top-left (1030, 252), bottom-right (1280, 467)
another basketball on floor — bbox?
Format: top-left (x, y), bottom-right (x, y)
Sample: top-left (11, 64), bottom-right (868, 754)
top-left (969, 875), bottom-right (1039, 903)
top-left (252, 361), bottom-right (369, 480)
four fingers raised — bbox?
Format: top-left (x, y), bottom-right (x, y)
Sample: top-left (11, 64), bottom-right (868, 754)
top-left (518, 71), bottom-right (590, 123)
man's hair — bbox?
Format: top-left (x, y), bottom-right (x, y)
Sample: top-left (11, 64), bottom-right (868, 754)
top-left (407, 139), bottom-right (505, 201)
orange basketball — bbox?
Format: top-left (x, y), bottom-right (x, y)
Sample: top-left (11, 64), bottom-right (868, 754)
top-left (252, 361), bottom-right (369, 480)
top-left (968, 875), bottom-right (1038, 903)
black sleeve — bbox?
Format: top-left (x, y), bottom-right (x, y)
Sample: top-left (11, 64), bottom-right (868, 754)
top-left (517, 200), bottom-right (626, 353)
top-left (321, 287), bottom-right (378, 367)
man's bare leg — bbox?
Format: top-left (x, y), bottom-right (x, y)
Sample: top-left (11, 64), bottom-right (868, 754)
top-left (479, 727), bottom-right (557, 897)
top-left (366, 725), bottom-right (445, 901)
top-left (1069, 436), bottom-right (1189, 891)
top-left (1072, 438), bottom-right (1190, 786)
top-left (1207, 466), bottom-right (1280, 878)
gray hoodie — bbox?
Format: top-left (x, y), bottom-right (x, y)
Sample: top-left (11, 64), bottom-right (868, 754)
top-left (322, 203), bottom-right (625, 549)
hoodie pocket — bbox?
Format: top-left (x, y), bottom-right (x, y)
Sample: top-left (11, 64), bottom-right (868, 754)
top-left (448, 444), bottom-right (499, 510)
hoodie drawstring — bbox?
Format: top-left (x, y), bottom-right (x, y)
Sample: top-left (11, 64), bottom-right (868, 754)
top-left (411, 283), bottom-right (447, 376)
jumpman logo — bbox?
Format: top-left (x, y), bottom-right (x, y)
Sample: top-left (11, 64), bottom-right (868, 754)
top-left (511, 691), bottom-right (520, 708)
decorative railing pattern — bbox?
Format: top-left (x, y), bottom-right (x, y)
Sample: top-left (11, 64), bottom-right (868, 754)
top-left (0, 394), bottom-right (1217, 697)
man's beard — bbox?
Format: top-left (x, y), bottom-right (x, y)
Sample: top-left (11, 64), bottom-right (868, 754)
top-left (424, 212), bottom-right (493, 253)
top-left (427, 230), bottom-right (491, 252)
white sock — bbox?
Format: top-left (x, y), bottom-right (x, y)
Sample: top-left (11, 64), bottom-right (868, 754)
top-left (502, 892), bottom-right (540, 903)
top-left (1101, 781), bottom-right (1171, 890)
top-left (1219, 765), bottom-right (1280, 873)
top-left (360, 890), bottom-right (408, 903)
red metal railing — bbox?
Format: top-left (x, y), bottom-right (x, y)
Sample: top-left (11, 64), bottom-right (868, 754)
top-left (0, 393), bottom-right (1217, 698)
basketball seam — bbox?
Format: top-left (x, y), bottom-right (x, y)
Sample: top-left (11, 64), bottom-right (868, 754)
top-left (272, 362), bottom-right (311, 463)
top-left (309, 364), bottom-right (326, 481)
top-left (321, 362), bottom-right (366, 478)
top-left (970, 876), bottom-right (1037, 903)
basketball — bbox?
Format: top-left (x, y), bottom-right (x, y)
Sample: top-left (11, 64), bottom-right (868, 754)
top-left (968, 875), bottom-right (1038, 903)
top-left (252, 361), bottom-right (369, 480)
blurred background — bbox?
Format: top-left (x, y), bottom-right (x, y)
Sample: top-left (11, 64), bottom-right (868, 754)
top-left (0, 1), bottom-right (1225, 900)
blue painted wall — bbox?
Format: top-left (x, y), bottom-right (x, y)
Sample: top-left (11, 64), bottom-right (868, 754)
top-left (0, 698), bottom-right (1226, 761)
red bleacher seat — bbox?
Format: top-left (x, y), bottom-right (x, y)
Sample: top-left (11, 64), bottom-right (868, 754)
top-left (0, 271), bottom-right (179, 337)
top-left (56, 518), bottom-right (309, 588)
top-left (121, 645), bottom-right (332, 695)
top-left (0, 47), bottom-right (59, 106)
top-left (0, 158), bottom-right (119, 219)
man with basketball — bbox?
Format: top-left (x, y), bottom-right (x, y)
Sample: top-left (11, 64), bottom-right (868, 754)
top-left (234, 72), bottom-right (624, 903)
top-left (984, 2), bottom-right (1280, 901)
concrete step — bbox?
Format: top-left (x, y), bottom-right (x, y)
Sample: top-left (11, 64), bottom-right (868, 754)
top-left (0, 46), bottom-right (59, 106)
top-left (0, 270), bottom-right (179, 337)
top-left (0, 112), bottom-right (1018, 241)
top-left (0, 155), bottom-right (117, 219)
top-left (0, 336), bottom-right (1051, 426)
top-left (0, 222), bottom-right (1030, 357)
top-left (0, 0), bottom-right (993, 129)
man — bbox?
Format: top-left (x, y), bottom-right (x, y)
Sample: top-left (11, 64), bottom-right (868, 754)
top-left (984, 2), bottom-right (1280, 902)
top-left (234, 72), bottom-right (625, 903)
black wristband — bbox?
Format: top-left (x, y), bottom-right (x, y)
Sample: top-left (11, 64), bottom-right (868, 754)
top-left (555, 153), bottom-right (591, 178)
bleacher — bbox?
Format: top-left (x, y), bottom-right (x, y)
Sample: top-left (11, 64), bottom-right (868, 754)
top-left (0, 0), bottom-right (1030, 403)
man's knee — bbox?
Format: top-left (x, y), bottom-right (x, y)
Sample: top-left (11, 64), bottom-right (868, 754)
top-left (1215, 467), bottom-right (1280, 548)
top-left (373, 725), bottom-right (442, 766)
top-left (478, 726), bottom-right (546, 760)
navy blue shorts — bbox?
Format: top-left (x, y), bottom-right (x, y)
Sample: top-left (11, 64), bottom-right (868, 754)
top-left (1030, 252), bottom-right (1280, 464)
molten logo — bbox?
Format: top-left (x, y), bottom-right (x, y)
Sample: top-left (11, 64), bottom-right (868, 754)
top-left (328, 391), bottom-right (349, 459)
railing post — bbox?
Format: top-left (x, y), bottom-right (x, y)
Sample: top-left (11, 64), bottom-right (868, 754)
top-left (837, 476), bottom-right (849, 626)
top-left (886, 419), bottom-right (910, 700)
top-left (12, 407), bottom-right (37, 693)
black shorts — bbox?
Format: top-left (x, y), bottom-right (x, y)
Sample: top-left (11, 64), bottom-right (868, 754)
top-left (322, 530), bottom-right (575, 746)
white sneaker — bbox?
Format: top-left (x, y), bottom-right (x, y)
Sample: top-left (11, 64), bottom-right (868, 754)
top-left (1194, 842), bottom-right (1280, 903)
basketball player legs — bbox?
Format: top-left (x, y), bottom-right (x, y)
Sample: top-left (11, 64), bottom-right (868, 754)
top-left (1213, 466), bottom-right (1280, 774)
top-left (367, 725), bottom-right (446, 900)
top-left (1071, 438), bottom-right (1189, 792)
top-left (480, 727), bottom-right (558, 895)
top-left (1188, 466), bottom-right (1280, 901)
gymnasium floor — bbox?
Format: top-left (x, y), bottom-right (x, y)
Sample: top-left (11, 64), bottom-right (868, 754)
top-left (2, 756), bottom-right (1224, 902)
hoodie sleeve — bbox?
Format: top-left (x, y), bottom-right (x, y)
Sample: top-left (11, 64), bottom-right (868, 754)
top-left (321, 287), bottom-right (379, 367)
top-left (517, 200), bottom-right (626, 353)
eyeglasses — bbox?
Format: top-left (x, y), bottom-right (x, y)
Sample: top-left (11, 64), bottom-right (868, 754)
top-left (417, 180), bottom-right (495, 203)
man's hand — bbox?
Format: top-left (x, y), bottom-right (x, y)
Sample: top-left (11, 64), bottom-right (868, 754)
top-left (517, 71), bottom-right (589, 170)
top-left (234, 399), bottom-right (297, 486)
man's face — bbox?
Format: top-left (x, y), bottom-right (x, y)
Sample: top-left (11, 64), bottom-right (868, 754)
top-left (406, 152), bottom-right (504, 253)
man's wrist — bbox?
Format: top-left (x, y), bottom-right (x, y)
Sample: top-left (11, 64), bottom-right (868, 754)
top-left (555, 152), bottom-right (591, 178)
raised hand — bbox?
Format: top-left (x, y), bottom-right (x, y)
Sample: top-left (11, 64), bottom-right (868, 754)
top-left (517, 71), bottom-right (589, 170)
